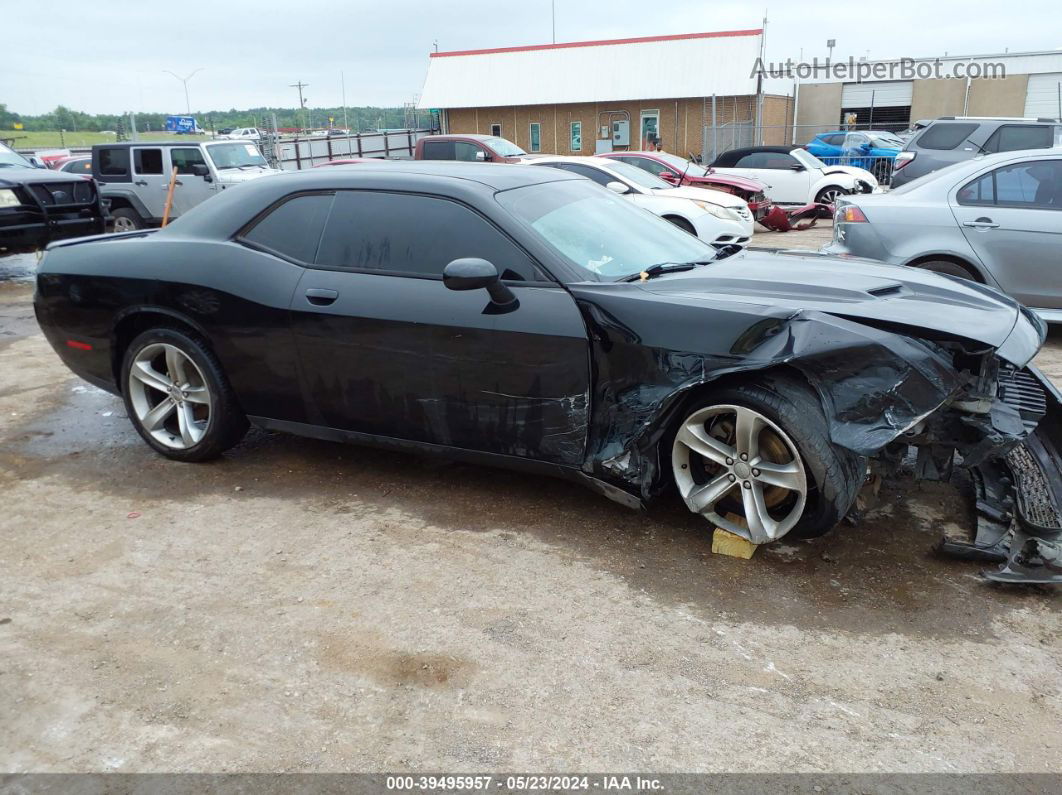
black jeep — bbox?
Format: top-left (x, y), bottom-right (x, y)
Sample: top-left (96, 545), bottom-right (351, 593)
top-left (0, 142), bottom-right (105, 253)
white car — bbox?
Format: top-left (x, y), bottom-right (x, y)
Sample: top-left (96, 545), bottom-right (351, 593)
top-left (527, 156), bottom-right (753, 250)
top-left (220, 127), bottom-right (262, 142)
top-left (709, 146), bottom-right (869, 205)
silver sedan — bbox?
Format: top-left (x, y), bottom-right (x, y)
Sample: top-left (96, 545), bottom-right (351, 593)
top-left (823, 150), bottom-right (1062, 322)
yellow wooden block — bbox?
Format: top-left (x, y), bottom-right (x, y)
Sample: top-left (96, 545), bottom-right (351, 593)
top-left (712, 526), bottom-right (758, 559)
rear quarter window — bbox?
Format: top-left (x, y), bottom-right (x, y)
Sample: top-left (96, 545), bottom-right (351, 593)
top-left (915, 123), bottom-right (978, 150)
top-left (421, 140), bottom-right (454, 160)
top-left (984, 125), bottom-right (1055, 153)
top-left (241, 193), bottom-right (335, 264)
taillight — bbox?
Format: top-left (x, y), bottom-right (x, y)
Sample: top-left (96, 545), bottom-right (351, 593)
top-left (841, 206), bottom-right (868, 223)
top-left (893, 151), bottom-right (915, 171)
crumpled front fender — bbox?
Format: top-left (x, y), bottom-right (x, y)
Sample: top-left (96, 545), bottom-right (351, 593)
top-left (578, 302), bottom-right (963, 499)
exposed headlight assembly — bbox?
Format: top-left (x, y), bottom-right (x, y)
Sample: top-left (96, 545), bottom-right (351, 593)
top-left (0, 188), bottom-right (20, 208)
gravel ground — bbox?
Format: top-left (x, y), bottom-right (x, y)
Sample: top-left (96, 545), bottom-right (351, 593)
top-left (2, 235), bottom-right (1062, 773)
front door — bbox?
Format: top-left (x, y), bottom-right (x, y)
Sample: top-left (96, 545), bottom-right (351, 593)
top-left (130, 146), bottom-right (168, 219)
top-left (166, 147), bottom-right (218, 218)
top-left (289, 189), bottom-right (591, 465)
top-left (640, 111), bottom-right (660, 149)
top-left (953, 158), bottom-right (1062, 309)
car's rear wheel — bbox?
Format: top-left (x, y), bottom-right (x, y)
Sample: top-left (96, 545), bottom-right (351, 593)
top-left (671, 377), bottom-right (864, 543)
top-left (121, 328), bottom-right (248, 461)
top-left (110, 208), bottom-right (144, 232)
top-left (815, 186), bottom-right (846, 205)
top-left (913, 259), bottom-right (980, 281)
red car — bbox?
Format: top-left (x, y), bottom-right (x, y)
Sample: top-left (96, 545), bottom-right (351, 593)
top-left (49, 155), bottom-right (93, 175)
top-left (600, 150), bottom-right (773, 219)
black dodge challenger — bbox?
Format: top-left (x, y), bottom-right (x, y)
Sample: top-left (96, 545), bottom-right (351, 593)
top-left (32, 162), bottom-right (1062, 573)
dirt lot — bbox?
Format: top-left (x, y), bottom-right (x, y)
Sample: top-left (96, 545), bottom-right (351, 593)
top-left (2, 231), bottom-right (1062, 773)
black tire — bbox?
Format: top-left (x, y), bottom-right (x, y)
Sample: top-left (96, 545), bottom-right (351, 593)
top-left (674, 374), bottom-right (865, 539)
top-left (913, 259), bottom-right (980, 281)
top-left (110, 207), bottom-right (144, 232)
top-left (664, 215), bottom-right (697, 236)
top-left (120, 327), bottom-right (248, 462)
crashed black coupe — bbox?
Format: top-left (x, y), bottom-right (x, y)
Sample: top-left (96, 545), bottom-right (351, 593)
top-left (33, 162), bottom-right (1062, 576)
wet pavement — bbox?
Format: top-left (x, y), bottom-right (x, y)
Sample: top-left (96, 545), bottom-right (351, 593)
top-left (2, 246), bottom-right (1062, 773)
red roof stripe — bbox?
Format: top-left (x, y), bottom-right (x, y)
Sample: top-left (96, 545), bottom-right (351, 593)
top-left (430, 28), bottom-right (763, 58)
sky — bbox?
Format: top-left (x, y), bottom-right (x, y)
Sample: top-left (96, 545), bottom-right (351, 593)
top-left (4, 0), bottom-right (1060, 116)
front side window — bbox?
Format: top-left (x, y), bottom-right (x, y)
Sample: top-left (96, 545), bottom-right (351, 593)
top-left (133, 148), bottom-right (163, 175)
top-left (917, 122), bottom-right (978, 150)
top-left (242, 193), bottom-right (335, 263)
top-left (654, 152), bottom-right (709, 176)
top-left (529, 123), bottom-right (541, 153)
top-left (315, 191), bottom-right (543, 282)
top-left (735, 152), bottom-right (793, 169)
top-left (497, 179), bottom-right (714, 280)
top-left (957, 160), bottom-right (1062, 209)
top-left (454, 142), bottom-right (482, 162)
top-left (570, 121), bottom-right (582, 152)
top-left (170, 147), bottom-right (207, 174)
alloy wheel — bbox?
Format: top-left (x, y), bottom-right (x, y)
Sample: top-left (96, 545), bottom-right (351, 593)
top-left (672, 404), bottom-right (808, 543)
top-left (817, 188), bottom-right (843, 204)
top-left (127, 343), bottom-right (211, 449)
top-left (112, 216), bottom-right (138, 233)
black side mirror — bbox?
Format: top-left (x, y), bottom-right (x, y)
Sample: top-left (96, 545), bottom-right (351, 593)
top-left (191, 163), bottom-right (211, 180)
top-left (443, 258), bottom-right (517, 309)
top-left (790, 163), bottom-right (806, 171)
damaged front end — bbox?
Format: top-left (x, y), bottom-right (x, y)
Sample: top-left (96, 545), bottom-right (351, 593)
top-left (932, 362), bottom-right (1062, 584)
top-left (757, 203), bottom-right (834, 232)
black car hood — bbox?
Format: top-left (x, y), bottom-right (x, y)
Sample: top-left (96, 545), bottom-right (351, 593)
top-left (0, 166), bottom-right (90, 187)
top-left (638, 249), bottom-right (1022, 351)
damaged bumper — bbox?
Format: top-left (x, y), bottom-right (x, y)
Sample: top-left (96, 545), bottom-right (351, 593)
top-left (757, 203), bottom-right (834, 232)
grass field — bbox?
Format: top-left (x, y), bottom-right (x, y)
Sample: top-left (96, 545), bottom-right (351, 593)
top-left (7, 130), bottom-right (211, 151)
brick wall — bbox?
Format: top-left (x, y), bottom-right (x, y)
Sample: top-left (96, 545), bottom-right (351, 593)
top-left (444, 95), bottom-right (762, 158)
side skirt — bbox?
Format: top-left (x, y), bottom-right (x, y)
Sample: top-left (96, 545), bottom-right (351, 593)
top-left (247, 415), bottom-right (644, 512)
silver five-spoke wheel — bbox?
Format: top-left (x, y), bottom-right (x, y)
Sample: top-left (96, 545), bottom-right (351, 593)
top-left (127, 343), bottom-right (212, 449)
top-left (672, 404), bottom-right (807, 544)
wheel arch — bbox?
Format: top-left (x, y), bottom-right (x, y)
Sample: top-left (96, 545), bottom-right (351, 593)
top-left (902, 252), bottom-right (987, 283)
top-left (110, 308), bottom-right (213, 390)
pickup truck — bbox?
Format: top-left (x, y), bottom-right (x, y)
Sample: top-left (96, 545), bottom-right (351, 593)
top-left (415, 134), bottom-right (529, 163)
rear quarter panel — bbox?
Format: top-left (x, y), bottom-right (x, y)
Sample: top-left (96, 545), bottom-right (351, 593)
top-left (35, 235), bottom-right (309, 421)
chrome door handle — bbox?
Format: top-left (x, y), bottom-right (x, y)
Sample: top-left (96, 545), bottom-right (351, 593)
top-left (305, 288), bottom-right (338, 306)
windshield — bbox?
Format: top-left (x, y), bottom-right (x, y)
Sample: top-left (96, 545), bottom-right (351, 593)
top-left (0, 143), bottom-right (33, 169)
top-left (654, 151), bottom-right (709, 176)
top-left (497, 180), bottom-right (715, 280)
top-left (206, 142), bottom-right (268, 169)
top-left (791, 148), bottom-right (827, 170)
top-left (602, 159), bottom-right (672, 190)
top-left (484, 136), bottom-right (526, 157)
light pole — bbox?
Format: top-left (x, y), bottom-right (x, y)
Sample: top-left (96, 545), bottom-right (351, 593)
top-left (290, 81), bottom-right (309, 133)
top-left (164, 68), bottom-right (204, 115)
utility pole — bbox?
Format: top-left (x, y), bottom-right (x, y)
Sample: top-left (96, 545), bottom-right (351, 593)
top-left (290, 81), bottom-right (309, 133)
top-left (164, 68), bottom-right (204, 115)
top-left (551, 0), bottom-right (555, 43)
top-left (341, 71), bottom-right (348, 131)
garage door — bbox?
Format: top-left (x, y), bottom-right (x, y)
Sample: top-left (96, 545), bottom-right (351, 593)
top-left (1024, 73), bottom-right (1062, 119)
top-left (841, 81), bottom-right (913, 108)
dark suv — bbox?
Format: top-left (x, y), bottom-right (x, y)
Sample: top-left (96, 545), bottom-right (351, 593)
top-left (891, 117), bottom-right (1061, 188)
top-left (0, 142), bottom-right (105, 253)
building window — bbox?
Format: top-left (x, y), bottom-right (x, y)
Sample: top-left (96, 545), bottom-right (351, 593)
top-left (529, 123), bottom-right (541, 153)
top-left (490, 123), bottom-right (501, 137)
top-left (640, 110), bottom-right (660, 149)
top-left (570, 121), bottom-right (582, 152)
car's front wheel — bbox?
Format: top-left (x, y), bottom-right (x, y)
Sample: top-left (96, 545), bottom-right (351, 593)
top-left (121, 327), bottom-right (248, 461)
top-left (815, 186), bottom-right (847, 205)
top-left (671, 377), bottom-right (864, 543)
